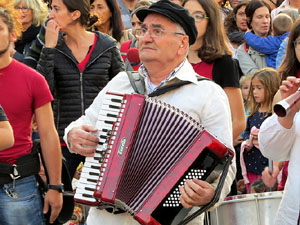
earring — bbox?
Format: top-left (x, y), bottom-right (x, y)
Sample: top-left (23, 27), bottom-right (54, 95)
top-left (180, 45), bottom-right (183, 48)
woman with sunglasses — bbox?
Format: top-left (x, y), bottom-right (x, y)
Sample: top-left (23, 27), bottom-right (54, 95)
top-left (183, 0), bottom-right (246, 143)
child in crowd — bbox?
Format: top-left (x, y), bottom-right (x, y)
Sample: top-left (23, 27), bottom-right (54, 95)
top-left (235, 74), bottom-right (252, 194)
top-left (244, 13), bottom-right (293, 68)
top-left (234, 74), bottom-right (252, 146)
top-left (240, 68), bottom-right (280, 193)
top-left (240, 74), bottom-right (252, 117)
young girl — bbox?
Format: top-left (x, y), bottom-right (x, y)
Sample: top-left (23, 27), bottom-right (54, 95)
top-left (240, 68), bottom-right (280, 193)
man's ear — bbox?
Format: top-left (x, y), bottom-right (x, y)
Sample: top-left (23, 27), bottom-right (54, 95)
top-left (178, 35), bottom-right (189, 56)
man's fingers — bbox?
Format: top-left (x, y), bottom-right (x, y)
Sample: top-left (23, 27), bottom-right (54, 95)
top-left (179, 186), bottom-right (193, 208)
top-left (49, 205), bottom-right (61, 224)
top-left (81, 124), bottom-right (98, 133)
top-left (43, 199), bottom-right (49, 215)
top-left (71, 142), bottom-right (96, 157)
top-left (68, 126), bottom-right (99, 156)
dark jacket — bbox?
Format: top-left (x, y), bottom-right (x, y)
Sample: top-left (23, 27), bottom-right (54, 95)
top-left (14, 25), bottom-right (41, 62)
top-left (37, 31), bottom-right (125, 140)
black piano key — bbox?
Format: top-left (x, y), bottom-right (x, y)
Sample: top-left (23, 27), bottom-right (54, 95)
top-left (85, 187), bottom-right (95, 192)
top-left (100, 135), bottom-right (108, 139)
top-left (106, 113), bottom-right (118, 118)
top-left (109, 104), bottom-right (121, 110)
top-left (83, 193), bottom-right (94, 198)
top-left (91, 165), bottom-right (101, 170)
top-left (87, 178), bottom-right (98, 183)
top-left (111, 98), bottom-right (122, 103)
top-left (89, 172), bottom-right (100, 176)
top-left (104, 120), bottom-right (114, 125)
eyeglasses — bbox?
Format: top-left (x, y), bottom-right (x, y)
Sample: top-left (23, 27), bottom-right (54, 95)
top-left (135, 27), bottom-right (185, 38)
top-left (294, 40), bottom-right (300, 50)
top-left (191, 12), bottom-right (209, 22)
top-left (15, 6), bottom-right (31, 13)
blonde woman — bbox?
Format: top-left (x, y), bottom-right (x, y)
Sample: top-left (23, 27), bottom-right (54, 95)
top-left (11, 0), bottom-right (49, 61)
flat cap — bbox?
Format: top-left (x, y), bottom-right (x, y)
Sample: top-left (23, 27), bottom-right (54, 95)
top-left (136, 0), bottom-right (198, 45)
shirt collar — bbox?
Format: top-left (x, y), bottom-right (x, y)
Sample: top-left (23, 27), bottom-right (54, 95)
top-left (140, 59), bottom-right (198, 93)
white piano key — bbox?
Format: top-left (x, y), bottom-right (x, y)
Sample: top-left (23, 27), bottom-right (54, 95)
top-left (97, 115), bottom-right (118, 123)
top-left (80, 170), bottom-right (100, 178)
top-left (81, 165), bottom-right (101, 175)
top-left (104, 93), bottom-right (123, 99)
top-left (101, 104), bottom-right (122, 112)
top-left (95, 120), bottom-right (114, 130)
top-left (83, 161), bottom-right (101, 170)
top-left (77, 177), bottom-right (98, 185)
top-left (74, 193), bottom-right (97, 203)
top-left (76, 182), bottom-right (97, 190)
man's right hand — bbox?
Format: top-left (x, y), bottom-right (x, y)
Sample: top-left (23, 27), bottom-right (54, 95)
top-left (261, 166), bottom-right (279, 188)
top-left (67, 125), bottom-right (99, 157)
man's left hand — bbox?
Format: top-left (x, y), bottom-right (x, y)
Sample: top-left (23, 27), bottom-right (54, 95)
top-left (179, 178), bottom-right (215, 208)
top-left (43, 189), bottom-right (63, 223)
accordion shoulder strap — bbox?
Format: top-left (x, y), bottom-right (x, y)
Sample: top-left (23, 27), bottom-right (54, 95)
top-left (126, 71), bottom-right (210, 97)
top-left (127, 71), bottom-right (146, 95)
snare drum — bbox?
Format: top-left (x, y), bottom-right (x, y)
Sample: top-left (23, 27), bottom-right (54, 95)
top-left (208, 191), bottom-right (283, 225)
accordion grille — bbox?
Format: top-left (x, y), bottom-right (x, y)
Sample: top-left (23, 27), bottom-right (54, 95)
top-left (115, 97), bottom-right (204, 212)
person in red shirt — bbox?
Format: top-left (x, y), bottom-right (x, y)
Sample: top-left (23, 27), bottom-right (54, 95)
top-left (0, 1), bottom-right (62, 224)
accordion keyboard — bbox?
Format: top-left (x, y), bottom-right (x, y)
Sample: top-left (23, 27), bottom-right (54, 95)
top-left (74, 93), bottom-right (124, 205)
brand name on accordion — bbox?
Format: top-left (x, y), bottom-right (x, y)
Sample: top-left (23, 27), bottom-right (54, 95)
top-left (118, 137), bottom-right (127, 156)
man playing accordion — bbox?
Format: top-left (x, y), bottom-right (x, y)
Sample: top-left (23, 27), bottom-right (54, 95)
top-left (64, 1), bottom-right (236, 224)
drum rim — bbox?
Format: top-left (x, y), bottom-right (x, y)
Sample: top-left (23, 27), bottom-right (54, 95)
top-left (224, 191), bottom-right (283, 203)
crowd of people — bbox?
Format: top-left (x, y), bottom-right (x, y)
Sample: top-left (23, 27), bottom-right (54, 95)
top-left (0, 0), bottom-right (300, 224)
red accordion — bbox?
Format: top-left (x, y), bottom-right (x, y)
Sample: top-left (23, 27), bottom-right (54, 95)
top-left (75, 92), bottom-right (234, 225)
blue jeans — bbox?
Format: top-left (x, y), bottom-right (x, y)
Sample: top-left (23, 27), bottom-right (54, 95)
top-left (0, 175), bottom-right (45, 225)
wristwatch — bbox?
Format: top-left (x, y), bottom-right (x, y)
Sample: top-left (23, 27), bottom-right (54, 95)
top-left (48, 183), bottom-right (64, 193)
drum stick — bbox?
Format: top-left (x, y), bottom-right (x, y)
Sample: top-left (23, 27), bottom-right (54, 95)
top-left (268, 159), bottom-right (273, 174)
top-left (268, 160), bottom-right (273, 192)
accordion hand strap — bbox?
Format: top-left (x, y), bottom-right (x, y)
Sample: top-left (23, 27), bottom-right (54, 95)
top-left (176, 155), bottom-right (233, 225)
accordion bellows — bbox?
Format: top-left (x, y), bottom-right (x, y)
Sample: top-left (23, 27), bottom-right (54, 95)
top-left (75, 92), bottom-right (233, 225)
